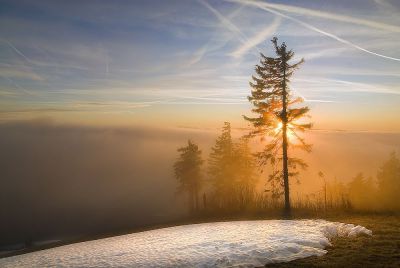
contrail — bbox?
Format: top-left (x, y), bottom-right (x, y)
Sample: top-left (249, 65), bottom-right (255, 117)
top-left (188, 3), bottom-right (247, 66)
top-left (230, 0), bottom-right (400, 62)
top-left (232, 16), bottom-right (281, 58)
top-left (230, 0), bottom-right (400, 32)
top-left (188, 42), bottom-right (211, 66)
top-left (1, 76), bottom-right (34, 96)
top-left (4, 40), bottom-right (33, 63)
top-left (197, 0), bottom-right (249, 45)
top-left (296, 78), bottom-right (400, 95)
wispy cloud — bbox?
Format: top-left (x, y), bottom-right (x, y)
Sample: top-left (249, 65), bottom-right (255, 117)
top-left (227, 0), bottom-right (400, 32)
top-left (0, 76), bottom-right (34, 96)
top-left (228, 0), bottom-right (400, 61)
top-left (197, 0), bottom-right (248, 45)
top-left (187, 42), bottom-right (212, 66)
top-left (295, 78), bottom-right (400, 95)
top-left (373, 0), bottom-right (400, 14)
top-left (0, 89), bottom-right (20, 97)
top-left (288, 86), bottom-right (337, 103)
top-left (304, 99), bottom-right (336, 103)
top-left (297, 47), bottom-right (349, 61)
top-left (188, 3), bottom-right (246, 66)
top-left (231, 16), bottom-right (281, 58)
top-left (0, 66), bottom-right (43, 81)
top-left (307, 67), bottom-right (400, 78)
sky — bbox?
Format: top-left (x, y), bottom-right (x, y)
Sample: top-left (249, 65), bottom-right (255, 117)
top-left (0, 0), bottom-right (400, 131)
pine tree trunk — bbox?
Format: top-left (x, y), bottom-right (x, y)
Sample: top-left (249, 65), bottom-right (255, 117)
top-left (282, 124), bottom-right (290, 216)
top-left (282, 56), bottom-right (291, 217)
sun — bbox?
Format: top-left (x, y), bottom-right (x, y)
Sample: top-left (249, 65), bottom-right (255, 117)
top-left (274, 122), bottom-right (284, 135)
top-left (274, 121), bottom-right (295, 141)
top-left (275, 122), bottom-right (283, 132)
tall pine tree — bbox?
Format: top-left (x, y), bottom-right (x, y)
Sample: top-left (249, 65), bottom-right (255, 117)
top-left (244, 37), bottom-right (312, 216)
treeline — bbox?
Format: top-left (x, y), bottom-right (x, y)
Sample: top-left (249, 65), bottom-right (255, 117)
top-left (324, 152), bottom-right (400, 212)
top-left (174, 122), bottom-right (258, 213)
top-left (294, 153), bottom-right (400, 212)
top-left (174, 123), bottom-right (400, 214)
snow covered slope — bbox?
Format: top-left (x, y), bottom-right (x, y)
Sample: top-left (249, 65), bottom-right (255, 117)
top-left (0, 220), bottom-right (372, 267)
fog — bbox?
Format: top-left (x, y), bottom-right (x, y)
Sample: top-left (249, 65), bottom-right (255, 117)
top-left (0, 120), bottom-right (215, 246)
top-left (292, 130), bottom-right (400, 193)
top-left (0, 120), bottom-right (399, 246)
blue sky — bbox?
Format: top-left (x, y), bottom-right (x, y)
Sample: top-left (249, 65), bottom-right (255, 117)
top-left (0, 0), bottom-right (399, 130)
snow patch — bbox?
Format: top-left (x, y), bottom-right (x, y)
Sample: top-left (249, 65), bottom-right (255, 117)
top-left (0, 220), bottom-right (372, 267)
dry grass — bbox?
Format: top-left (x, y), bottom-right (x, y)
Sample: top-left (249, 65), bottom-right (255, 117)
top-left (264, 214), bottom-right (400, 267)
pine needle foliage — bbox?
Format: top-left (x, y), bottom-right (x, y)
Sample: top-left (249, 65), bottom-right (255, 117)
top-left (244, 37), bottom-right (312, 216)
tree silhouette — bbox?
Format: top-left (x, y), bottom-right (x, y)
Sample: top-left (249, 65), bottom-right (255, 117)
top-left (208, 122), bottom-right (234, 209)
top-left (174, 140), bottom-right (203, 213)
top-left (377, 152), bottom-right (400, 210)
top-left (244, 37), bottom-right (312, 216)
top-left (347, 173), bottom-right (376, 210)
top-left (232, 137), bottom-right (258, 210)
top-left (208, 122), bottom-right (258, 210)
